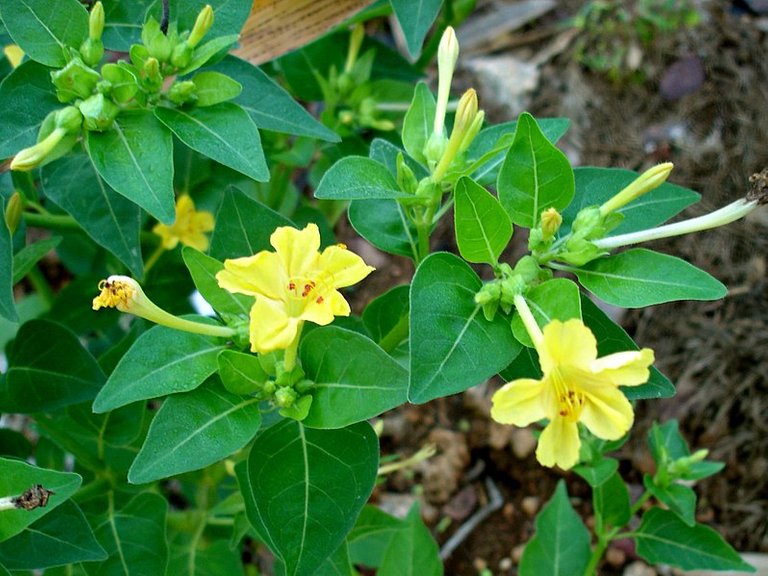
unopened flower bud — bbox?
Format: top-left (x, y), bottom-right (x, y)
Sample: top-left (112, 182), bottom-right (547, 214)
top-left (434, 26), bottom-right (459, 137)
top-left (274, 386), bottom-right (297, 408)
top-left (540, 208), bottom-right (562, 241)
top-left (51, 58), bottom-right (100, 102)
top-left (10, 107), bottom-right (82, 171)
top-left (142, 18), bottom-right (172, 62)
top-left (88, 2), bottom-right (105, 41)
top-left (170, 41), bottom-right (193, 69)
top-left (454, 88), bottom-right (478, 134)
top-left (167, 80), bottom-right (197, 104)
top-left (344, 24), bottom-right (365, 73)
top-left (600, 162), bottom-right (674, 216)
top-left (78, 93), bottom-right (119, 131)
top-left (10, 129), bottom-right (66, 172)
top-left (457, 109), bottom-right (484, 157)
top-left (188, 5), bottom-right (214, 48)
top-left (79, 37), bottom-right (104, 67)
top-left (396, 153), bottom-right (419, 194)
top-left (4, 192), bottom-right (22, 235)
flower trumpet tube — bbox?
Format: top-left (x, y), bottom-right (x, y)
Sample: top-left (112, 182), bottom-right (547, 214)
top-left (491, 295), bottom-right (654, 470)
top-left (93, 275), bottom-right (235, 338)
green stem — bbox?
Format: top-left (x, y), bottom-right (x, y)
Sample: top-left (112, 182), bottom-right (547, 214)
top-left (583, 532), bottom-right (611, 576)
top-left (629, 489), bottom-right (653, 516)
top-left (143, 243), bottom-right (165, 274)
top-left (24, 211), bottom-right (82, 232)
top-left (283, 321), bottom-right (303, 372)
top-left (378, 315), bottom-right (409, 353)
top-left (27, 266), bottom-right (55, 306)
top-left (416, 221), bottom-right (431, 264)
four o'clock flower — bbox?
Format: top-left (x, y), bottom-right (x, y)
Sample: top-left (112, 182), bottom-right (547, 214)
top-left (491, 295), bottom-right (654, 470)
top-left (153, 194), bottom-right (215, 251)
top-left (216, 223), bottom-right (374, 366)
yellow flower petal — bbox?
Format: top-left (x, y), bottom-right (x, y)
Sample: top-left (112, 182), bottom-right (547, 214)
top-left (580, 384), bottom-right (634, 440)
top-left (271, 224), bottom-right (321, 276)
top-left (317, 245), bottom-right (375, 288)
top-left (537, 417), bottom-right (580, 469)
top-left (249, 298), bottom-right (299, 354)
top-left (152, 194), bottom-right (214, 251)
top-left (300, 289), bottom-right (349, 326)
top-left (491, 378), bottom-right (547, 426)
top-left (591, 348), bottom-right (654, 386)
top-left (539, 319), bottom-right (597, 374)
top-left (217, 252), bottom-right (285, 300)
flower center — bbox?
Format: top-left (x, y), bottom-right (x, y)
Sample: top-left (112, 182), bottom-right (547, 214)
top-left (285, 276), bottom-right (328, 315)
top-left (550, 368), bottom-right (585, 422)
top-left (92, 279), bottom-right (135, 311)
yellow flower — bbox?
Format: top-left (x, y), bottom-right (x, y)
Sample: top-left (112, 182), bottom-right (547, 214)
top-left (4, 45), bottom-right (24, 68)
top-left (491, 319), bottom-right (654, 470)
top-left (216, 223), bottom-right (374, 354)
top-left (152, 194), bottom-right (214, 251)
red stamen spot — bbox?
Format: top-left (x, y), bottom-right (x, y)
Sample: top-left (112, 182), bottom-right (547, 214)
top-left (302, 284), bottom-right (313, 297)
top-left (288, 282), bottom-right (296, 291)
top-left (316, 296), bottom-right (324, 304)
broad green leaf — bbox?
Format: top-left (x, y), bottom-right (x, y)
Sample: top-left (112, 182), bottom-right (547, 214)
top-left (0, 500), bottom-right (106, 569)
top-left (390, 0), bottom-right (442, 58)
top-left (370, 137), bottom-right (429, 180)
top-left (573, 457), bottom-right (619, 488)
top-left (0, 457), bottom-right (82, 542)
top-left (402, 82), bottom-right (436, 165)
top-left (498, 346), bottom-right (539, 382)
top-left (378, 503), bottom-right (443, 576)
top-left (190, 71), bottom-right (242, 107)
top-left (238, 420), bottom-right (378, 576)
top-left (511, 278), bottom-right (582, 348)
top-left (2, 319), bottom-right (105, 412)
top-left (211, 55), bottom-right (339, 142)
top-left (182, 247), bottom-right (252, 317)
top-left (177, 34), bottom-right (240, 76)
top-left (155, 103), bottom-right (268, 182)
top-left (574, 248), bottom-right (727, 307)
top-left (454, 176), bottom-right (512, 264)
top-left (86, 110), bottom-right (176, 223)
top-left (300, 327), bottom-right (409, 429)
top-left (634, 508), bottom-right (754, 572)
top-left (561, 167), bottom-right (700, 236)
top-left (90, 492), bottom-right (169, 576)
top-left (101, 0), bottom-right (153, 49)
top-left (348, 506), bottom-right (405, 568)
top-left (41, 153), bottom-right (144, 277)
top-left (594, 471), bottom-right (631, 528)
top-left (314, 542), bottom-right (354, 576)
top-left (497, 112), bottom-right (575, 228)
top-left (0, 0), bottom-right (87, 67)
top-left (648, 420), bottom-right (690, 462)
top-left (643, 475), bottom-right (696, 526)
top-left (92, 324), bottom-right (226, 413)
top-left (519, 481), bottom-right (591, 576)
top-left (12, 237), bottom-right (61, 283)
top-left (128, 379), bottom-right (262, 483)
top-left (208, 186), bottom-right (293, 260)
top-left (348, 199), bottom-right (419, 259)
top-left (0, 201), bottom-right (16, 322)
top-left (580, 295), bottom-right (674, 400)
top-left (168, 538), bottom-right (244, 576)
top-left (217, 350), bottom-right (269, 395)
top-left (315, 156), bottom-right (409, 200)
top-left (409, 252), bottom-right (522, 403)
top-left (0, 61), bottom-right (60, 158)
top-left (362, 284), bottom-right (410, 351)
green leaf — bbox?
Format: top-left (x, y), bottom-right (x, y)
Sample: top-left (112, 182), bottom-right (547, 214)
top-left (0, 199), bottom-right (13, 322)
top-left (168, 538), bottom-right (244, 576)
top-left (208, 186), bottom-right (293, 260)
top-left (300, 327), bottom-right (409, 429)
top-left (511, 278), bottom-right (582, 347)
top-left (643, 475), bottom-right (697, 526)
top-left (348, 506), bottom-right (405, 568)
top-left (370, 137), bottom-right (429, 181)
top-left (409, 252), bottom-right (522, 403)
top-left (378, 503), bottom-right (443, 576)
top-left (90, 492), bottom-right (169, 575)
top-left (0, 500), bottom-right (107, 569)
top-left (648, 420), bottom-right (689, 462)
top-left (238, 420), bottom-right (378, 576)
top-left (390, 0), bottom-right (442, 58)
top-left (92, 324), bottom-right (226, 413)
top-left (580, 295), bottom-right (674, 400)
top-left (454, 176), bottom-right (513, 265)
top-left (561, 167), bottom-right (700, 236)
top-left (573, 457), bottom-right (619, 488)
top-left (0, 61), bottom-right (60, 158)
top-left (402, 82), bottom-right (436, 165)
top-left (362, 284), bottom-right (410, 350)
top-left (182, 247), bottom-right (252, 317)
top-left (41, 153), bottom-right (144, 277)
top-left (217, 350), bottom-right (269, 395)
top-left (634, 508), bottom-right (754, 572)
top-left (594, 471), bottom-right (631, 528)
top-left (0, 0), bottom-right (88, 67)
top-left (315, 156), bottom-right (409, 200)
top-left (128, 379), bottom-right (261, 483)
top-left (314, 542), bottom-right (354, 576)
top-left (519, 481), bottom-right (591, 576)
top-left (0, 457), bottom-right (82, 542)
top-left (349, 199), bottom-right (419, 259)
top-left (574, 248), bottom-right (727, 307)
top-left (11, 237), bottom-right (61, 284)
top-left (155, 103), bottom-right (268, 182)
top-left (190, 71), bottom-right (242, 107)
top-left (2, 319), bottom-right (105, 412)
top-left (86, 110), bottom-right (176, 223)
top-left (497, 112), bottom-right (575, 228)
top-left (101, 1), bottom-right (152, 49)
top-left (211, 55), bottom-right (338, 142)
top-left (177, 34), bottom-right (240, 75)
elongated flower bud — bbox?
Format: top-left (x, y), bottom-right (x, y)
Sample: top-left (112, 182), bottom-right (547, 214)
top-left (600, 163), bottom-right (674, 216)
top-left (434, 26), bottom-right (459, 137)
top-left (188, 4), bottom-right (214, 48)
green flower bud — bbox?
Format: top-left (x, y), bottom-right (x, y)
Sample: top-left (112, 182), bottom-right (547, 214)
top-left (129, 44), bottom-right (149, 68)
top-left (78, 93), bottom-right (119, 131)
top-left (55, 106), bottom-right (85, 133)
top-left (88, 1), bottom-right (105, 41)
top-left (143, 57), bottom-right (163, 92)
top-left (170, 41), bottom-right (193, 69)
top-left (10, 106), bottom-right (82, 172)
top-left (474, 282), bottom-right (501, 306)
top-left (79, 37), bottom-right (104, 67)
top-left (142, 17), bottom-right (172, 62)
top-left (101, 63), bottom-right (140, 103)
top-left (424, 131), bottom-right (448, 169)
top-left (559, 237), bottom-right (605, 266)
top-left (4, 192), bottom-right (22, 235)
top-left (434, 26), bottom-right (459, 137)
top-left (540, 208), bottom-right (562, 241)
top-left (278, 394), bottom-right (312, 421)
top-left (600, 163), bottom-right (673, 216)
top-left (188, 4), bottom-right (214, 48)
top-left (51, 58), bottom-right (100, 102)
top-left (396, 153), bottom-right (418, 194)
top-left (167, 80), bottom-right (197, 104)
top-left (274, 386), bottom-right (297, 408)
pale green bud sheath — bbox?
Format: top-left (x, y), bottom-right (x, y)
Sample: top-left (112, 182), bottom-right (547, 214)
top-left (513, 293), bottom-right (544, 349)
top-left (188, 4), bottom-right (214, 48)
top-left (93, 275), bottom-right (235, 338)
top-left (432, 88), bottom-right (478, 182)
top-left (600, 162), bottom-right (674, 216)
top-left (10, 129), bottom-right (67, 171)
top-left (434, 26), bottom-right (459, 137)
top-left (344, 24), bottom-right (365, 73)
top-left (89, 1), bottom-right (105, 41)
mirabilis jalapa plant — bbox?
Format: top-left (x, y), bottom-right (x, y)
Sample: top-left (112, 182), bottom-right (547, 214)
top-left (0, 0), bottom-right (765, 574)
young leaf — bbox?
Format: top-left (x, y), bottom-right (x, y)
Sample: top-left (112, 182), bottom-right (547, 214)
top-left (190, 71), bottom-right (242, 107)
top-left (2, 319), bottom-right (106, 412)
top-left (208, 186), bottom-right (293, 260)
top-left (519, 481), bottom-right (591, 576)
top-left (92, 324), bottom-right (226, 413)
top-left (0, 0), bottom-right (88, 67)
top-left (41, 153), bottom-right (144, 277)
top-left (315, 157), bottom-right (409, 200)
top-left (378, 503), bottom-right (443, 576)
top-left (11, 237), bottom-right (61, 284)
top-left (402, 82), bottom-right (436, 165)
top-left (86, 110), bottom-right (176, 224)
top-left (217, 350), bottom-right (269, 395)
top-left (362, 284), bottom-right (410, 350)
top-left (643, 476), bottom-right (697, 526)
top-left (409, 252), bottom-right (522, 403)
top-left (454, 176), bottom-right (513, 265)
top-left (634, 508), bottom-right (755, 572)
top-left (91, 492), bottom-right (169, 575)
top-left (348, 199), bottom-right (419, 259)
top-left (155, 104), bottom-right (268, 182)
top-left (497, 112), bottom-right (575, 228)
top-left (594, 471), bottom-right (631, 528)
top-left (128, 379), bottom-right (262, 484)
top-left (238, 420), bottom-right (379, 575)
top-left (182, 247), bottom-right (252, 317)
top-left (573, 457), bottom-right (619, 488)
top-left (511, 278), bottom-right (582, 348)
top-left (574, 248), bottom-right (727, 307)
top-left (0, 500), bottom-right (107, 569)
top-left (0, 457), bottom-right (82, 542)
top-left (300, 327), bottom-right (409, 429)
top-left (390, 0), bottom-right (442, 59)
top-left (648, 420), bottom-right (690, 462)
